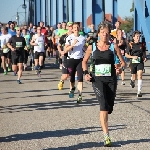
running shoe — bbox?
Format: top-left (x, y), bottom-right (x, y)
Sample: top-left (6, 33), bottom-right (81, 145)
top-left (137, 91), bottom-right (142, 97)
top-left (8, 67), bottom-right (11, 72)
top-left (4, 71), bottom-right (7, 75)
top-left (130, 81), bottom-right (135, 88)
top-left (48, 57), bottom-right (50, 60)
top-left (17, 80), bottom-right (21, 84)
top-left (104, 137), bottom-right (112, 147)
top-left (58, 80), bottom-right (64, 90)
top-left (69, 87), bottom-right (76, 98)
top-left (77, 95), bottom-right (82, 103)
top-left (121, 81), bottom-right (125, 85)
top-left (14, 72), bottom-right (17, 76)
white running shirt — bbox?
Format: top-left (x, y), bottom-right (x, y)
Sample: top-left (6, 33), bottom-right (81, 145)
top-left (34, 34), bottom-right (45, 53)
top-left (0, 34), bottom-right (11, 48)
top-left (65, 34), bottom-right (86, 59)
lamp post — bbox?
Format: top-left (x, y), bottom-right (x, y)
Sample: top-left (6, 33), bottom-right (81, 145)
top-left (22, 0), bottom-right (27, 25)
top-left (16, 1), bottom-right (27, 26)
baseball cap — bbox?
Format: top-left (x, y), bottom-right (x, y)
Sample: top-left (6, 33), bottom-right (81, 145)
top-left (67, 22), bottom-right (73, 27)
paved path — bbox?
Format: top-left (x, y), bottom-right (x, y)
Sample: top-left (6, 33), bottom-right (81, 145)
top-left (0, 58), bottom-right (150, 150)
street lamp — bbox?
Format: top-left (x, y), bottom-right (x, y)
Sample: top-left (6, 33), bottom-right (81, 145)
top-left (16, 1), bottom-right (27, 26)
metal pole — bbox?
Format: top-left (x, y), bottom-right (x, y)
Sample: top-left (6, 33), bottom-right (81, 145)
top-left (67, 0), bottom-right (69, 22)
top-left (24, 0), bottom-right (26, 25)
top-left (17, 12), bottom-right (19, 26)
top-left (102, 0), bottom-right (105, 21)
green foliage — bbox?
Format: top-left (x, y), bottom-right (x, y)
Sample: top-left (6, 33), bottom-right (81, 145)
top-left (130, 1), bottom-right (134, 12)
top-left (121, 16), bottom-right (134, 33)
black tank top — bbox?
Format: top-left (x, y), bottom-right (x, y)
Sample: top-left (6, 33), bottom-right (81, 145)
top-left (92, 47), bottom-right (116, 81)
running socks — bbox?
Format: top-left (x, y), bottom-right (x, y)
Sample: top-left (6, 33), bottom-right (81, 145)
top-left (138, 80), bottom-right (142, 92)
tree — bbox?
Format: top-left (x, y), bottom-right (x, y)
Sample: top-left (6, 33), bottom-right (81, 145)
top-left (130, 1), bottom-right (134, 12)
top-left (121, 16), bottom-right (134, 33)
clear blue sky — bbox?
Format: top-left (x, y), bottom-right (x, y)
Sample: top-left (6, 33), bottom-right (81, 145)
top-left (0, 0), bottom-right (133, 24)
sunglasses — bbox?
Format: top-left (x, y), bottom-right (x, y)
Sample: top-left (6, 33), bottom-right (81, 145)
top-left (33, 28), bottom-right (37, 29)
top-left (17, 30), bottom-right (21, 31)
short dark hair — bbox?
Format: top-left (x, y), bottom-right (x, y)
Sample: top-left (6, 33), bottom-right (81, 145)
top-left (97, 21), bottom-right (111, 33)
top-left (132, 30), bottom-right (141, 37)
top-left (116, 21), bottom-right (121, 24)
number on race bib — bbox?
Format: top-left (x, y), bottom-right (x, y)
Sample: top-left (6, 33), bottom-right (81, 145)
top-left (95, 64), bottom-right (111, 76)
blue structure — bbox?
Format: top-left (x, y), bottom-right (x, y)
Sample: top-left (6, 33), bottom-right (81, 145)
top-left (28, 0), bottom-right (106, 29)
top-left (134, 0), bottom-right (150, 51)
top-left (28, 0), bottom-right (150, 51)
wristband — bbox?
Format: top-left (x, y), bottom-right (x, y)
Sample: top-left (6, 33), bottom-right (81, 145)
top-left (83, 70), bottom-right (89, 75)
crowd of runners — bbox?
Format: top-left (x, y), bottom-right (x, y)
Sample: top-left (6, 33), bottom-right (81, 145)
top-left (0, 20), bottom-right (148, 147)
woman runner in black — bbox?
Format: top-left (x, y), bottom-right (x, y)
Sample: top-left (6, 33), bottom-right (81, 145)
top-left (82, 22), bottom-right (125, 147)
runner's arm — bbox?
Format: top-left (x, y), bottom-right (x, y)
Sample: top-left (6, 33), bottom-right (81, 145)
top-left (114, 43), bottom-right (125, 67)
top-left (7, 37), bottom-right (15, 51)
top-left (125, 44), bottom-right (135, 59)
top-left (30, 35), bottom-right (38, 46)
top-left (82, 45), bottom-right (92, 71)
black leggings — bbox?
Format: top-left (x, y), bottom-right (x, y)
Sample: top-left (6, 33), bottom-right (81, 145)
top-left (67, 58), bottom-right (83, 83)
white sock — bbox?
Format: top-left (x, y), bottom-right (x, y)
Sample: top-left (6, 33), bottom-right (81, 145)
top-left (131, 76), bottom-right (132, 80)
top-left (138, 80), bottom-right (142, 92)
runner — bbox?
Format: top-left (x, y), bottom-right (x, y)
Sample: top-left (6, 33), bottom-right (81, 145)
top-left (57, 22), bottom-right (73, 90)
top-left (125, 30), bottom-right (147, 97)
top-left (111, 21), bottom-right (126, 38)
top-left (0, 27), bottom-right (12, 75)
top-left (30, 26), bottom-right (45, 76)
top-left (82, 22), bottom-right (125, 147)
top-left (64, 22), bottom-right (87, 103)
top-left (30, 25), bottom-right (37, 70)
top-left (40, 21), bottom-right (48, 68)
top-left (7, 27), bottom-right (26, 84)
top-left (57, 22), bottom-right (68, 69)
top-left (115, 29), bottom-right (128, 85)
top-left (8, 22), bottom-right (16, 36)
top-left (46, 26), bottom-right (54, 59)
top-left (52, 23), bottom-right (62, 65)
top-left (22, 28), bottom-right (30, 71)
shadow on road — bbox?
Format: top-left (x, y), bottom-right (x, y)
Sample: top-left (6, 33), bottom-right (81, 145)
top-left (0, 125), bottom-right (127, 143)
top-left (43, 138), bottom-right (150, 150)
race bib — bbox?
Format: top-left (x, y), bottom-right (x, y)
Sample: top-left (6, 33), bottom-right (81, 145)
top-left (3, 48), bottom-right (9, 53)
top-left (16, 42), bottom-right (22, 48)
top-left (132, 57), bottom-right (141, 63)
top-left (95, 64), bottom-right (111, 76)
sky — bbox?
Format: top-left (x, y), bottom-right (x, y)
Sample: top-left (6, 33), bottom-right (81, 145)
top-left (0, 0), bottom-right (133, 24)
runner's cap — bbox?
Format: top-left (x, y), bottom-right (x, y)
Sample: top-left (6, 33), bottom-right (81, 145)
top-left (67, 22), bottom-right (73, 27)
